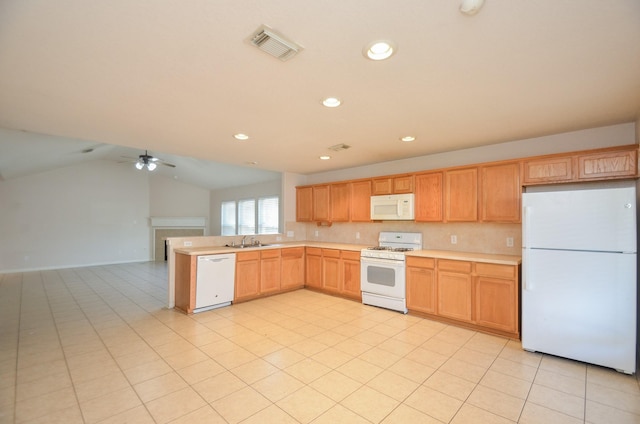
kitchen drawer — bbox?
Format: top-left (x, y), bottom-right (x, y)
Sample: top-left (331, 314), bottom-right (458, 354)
top-left (438, 259), bottom-right (472, 273)
top-left (322, 248), bottom-right (340, 258)
top-left (474, 262), bottom-right (515, 279)
top-left (306, 247), bottom-right (322, 256)
top-left (281, 247), bottom-right (304, 258)
top-left (341, 250), bottom-right (361, 261)
top-left (236, 251), bottom-right (260, 261)
top-left (261, 249), bottom-right (281, 259)
top-left (406, 256), bottom-right (435, 269)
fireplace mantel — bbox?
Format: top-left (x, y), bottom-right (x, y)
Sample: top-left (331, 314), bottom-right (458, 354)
top-left (150, 217), bottom-right (206, 227)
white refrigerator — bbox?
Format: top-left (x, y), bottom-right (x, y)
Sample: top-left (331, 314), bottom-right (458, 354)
top-left (522, 186), bottom-right (637, 374)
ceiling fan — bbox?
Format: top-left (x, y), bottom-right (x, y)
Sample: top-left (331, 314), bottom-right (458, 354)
top-left (121, 150), bottom-right (176, 171)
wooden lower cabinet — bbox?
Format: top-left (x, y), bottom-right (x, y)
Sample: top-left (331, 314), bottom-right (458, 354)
top-left (175, 253), bottom-right (197, 314)
top-left (341, 250), bottom-right (361, 300)
top-left (406, 256), bottom-right (520, 338)
top-left (473, 263), bottom-right (518, 334)
top-left (281, 247), bottom-right (305, 290)
top-left (322, 249), bottom-right (341, 293)
top-left (235, 251), bottom-right (261, 302)
top-left (437, 260), bottom-right (473, 322)
top-left (406, 257), bottom-right (436, 314)
top-left (305, 248), bottom-right (361, 299)
top-left (305, 247), bottom-right (323, 289)
top-left (260, 249), bottom-right (281, 295)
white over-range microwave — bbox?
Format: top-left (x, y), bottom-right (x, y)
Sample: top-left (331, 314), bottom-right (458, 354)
top-left (370, 193), bottom-right (415, 220)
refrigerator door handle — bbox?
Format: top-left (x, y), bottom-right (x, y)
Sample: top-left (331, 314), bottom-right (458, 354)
top-left (523, 206), bottom-right (533, 291)
top-left (523, 248), bottom-right (532, 291)
top-left (523, 206), bottom-right (531, 248)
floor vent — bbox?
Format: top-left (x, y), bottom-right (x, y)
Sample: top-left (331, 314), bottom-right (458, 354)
top-left (250, 26), bottom-right (302, 61)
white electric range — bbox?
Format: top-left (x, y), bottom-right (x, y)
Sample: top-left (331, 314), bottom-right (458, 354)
top-left (360, 231), bottom-right (423, 313)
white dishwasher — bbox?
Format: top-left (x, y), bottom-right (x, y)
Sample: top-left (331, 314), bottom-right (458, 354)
top-left (195, 253), bottom-right (236, 313)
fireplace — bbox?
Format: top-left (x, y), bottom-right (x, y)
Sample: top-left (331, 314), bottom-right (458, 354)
top-left (150, 217), bottom-right (206, 261)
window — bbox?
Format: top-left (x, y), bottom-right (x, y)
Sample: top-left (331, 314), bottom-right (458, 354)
top-left (258, 196), bottom-right (279, 234)
top-left (238, 199), bottom-right (256, 235)
top-left (221, 201), bottom-right (236, 236)
top-left (222, 196), bottom-right (279, 235)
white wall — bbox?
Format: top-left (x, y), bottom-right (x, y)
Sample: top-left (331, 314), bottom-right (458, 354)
top-left (149, 174), bottom-right (211, 233)
top-left (305, 123), bottom-right (636, 184)
top-left (209, 179), bottom-right (282, 235)
top-left (0, 160), bottom-right (151, 272)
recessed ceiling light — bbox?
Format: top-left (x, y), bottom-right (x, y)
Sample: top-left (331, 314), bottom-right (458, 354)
top-left (400, 136), bottom-right (416, 142)
top-left (234, 133), bottom-right (249, 141)
top-left (246, 161), bottom-right (258, 165)
top-left (364, 40), bottom-right (396, 61)
top-left (319, 155), bottom-right (331, 160)
top-left (322, 97), bottom-right (342, 108)
top-left (460, 0), bottom-right (485, 15)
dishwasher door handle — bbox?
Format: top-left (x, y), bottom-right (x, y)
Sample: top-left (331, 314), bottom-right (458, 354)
top-left (200, 257), bottom-right (229, 263)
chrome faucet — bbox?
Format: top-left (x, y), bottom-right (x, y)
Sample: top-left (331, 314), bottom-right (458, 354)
top-left (241, 236), bottom-right (247, 247)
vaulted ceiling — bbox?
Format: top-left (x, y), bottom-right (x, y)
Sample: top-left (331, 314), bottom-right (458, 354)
top-left (1, 1), bottom-right (639, 188)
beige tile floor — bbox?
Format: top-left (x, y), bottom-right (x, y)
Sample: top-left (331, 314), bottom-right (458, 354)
top-left (1, 261), bottom-right (639, 424)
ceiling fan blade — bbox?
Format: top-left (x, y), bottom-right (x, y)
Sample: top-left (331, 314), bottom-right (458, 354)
top-left (159, 161), bottom-right (176, 168)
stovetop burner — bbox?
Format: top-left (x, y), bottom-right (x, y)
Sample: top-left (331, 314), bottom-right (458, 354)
top-left (366, 246), bottom-right (414, 252)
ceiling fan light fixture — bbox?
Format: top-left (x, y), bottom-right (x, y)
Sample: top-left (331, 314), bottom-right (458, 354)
top-left (135, 162), bottom-right (144, 170)
top-left (147, 162), bottom-right (157, 171)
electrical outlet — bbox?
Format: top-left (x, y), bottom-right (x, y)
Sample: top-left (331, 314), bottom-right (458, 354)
top-left (506, 237), bottom-right (514, 247)
top-left (356, 232), bottom-right (360, 239)
top-left (286, 231), bottom-right (294, 237)
top-left (276, 236), bottom-right (282, 242)
top-left (314, 230), bottom-right (319, 237)
top-left (450, 235), bottom-right (457, 244)
top-left (184, 241), bottom-right (192, 247)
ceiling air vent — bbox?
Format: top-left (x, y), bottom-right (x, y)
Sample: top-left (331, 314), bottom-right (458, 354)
top-left (250, 25), bottom-right (302, 61)
top-left (328, 143), bottom-right (351, 152)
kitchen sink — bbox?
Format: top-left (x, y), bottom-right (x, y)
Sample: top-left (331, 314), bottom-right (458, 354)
top-left (225, 243), bottom-right (271, 249)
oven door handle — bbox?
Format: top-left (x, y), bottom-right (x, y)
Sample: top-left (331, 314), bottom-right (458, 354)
top-left (361, 257), bottom-right (404, 266)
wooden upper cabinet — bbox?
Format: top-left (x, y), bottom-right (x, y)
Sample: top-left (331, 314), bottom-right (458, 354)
top-left (393, 175), bottom-right (414, 193)
top-left (445, 167), bottom-right (478, 222)
top-left (577, 148), bottom-right (637, 180)
top-left (296, 186), bottom-right (313, 222)
top-left (350, 179), bottom-right (371, 222)
top-left (480, 162), bottom-right (521, 223)
top-left (415, 172), bottom-right (443, 222)
top-left (330, 183), bottom-right (350, 222)
top-left (522, 155), bottom-right (573, 185)
top-left (312, 184), bottom-right (330, 221)
top-left (371, 175), bottom-right (414, 195)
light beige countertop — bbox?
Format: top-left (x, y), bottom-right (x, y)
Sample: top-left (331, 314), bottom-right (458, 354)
top-left (173, 241), bottom-right (521, 264)
top-left (407, 249), bottom-right (521, 265)
top-left (172, 241), bottom-right (368, 256)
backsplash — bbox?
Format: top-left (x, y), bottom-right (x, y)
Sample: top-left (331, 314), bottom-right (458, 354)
top-left (285, 221), bottom-right (522, 256)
